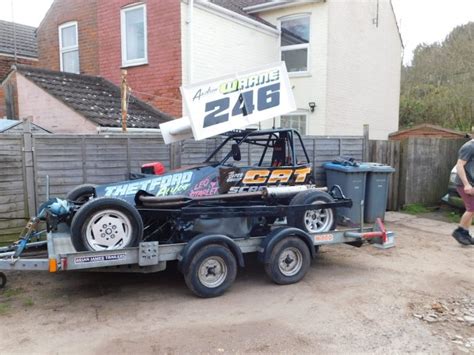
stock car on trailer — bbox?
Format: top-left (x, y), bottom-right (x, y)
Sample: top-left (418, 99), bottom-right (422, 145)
top-left (0, 128), bottom-right (395, 298)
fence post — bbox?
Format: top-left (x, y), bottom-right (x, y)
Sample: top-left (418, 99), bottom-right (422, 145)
top-left (22, 117), bottom-right (36, 218)
top-left (363, 124), bottom-right (369, 162)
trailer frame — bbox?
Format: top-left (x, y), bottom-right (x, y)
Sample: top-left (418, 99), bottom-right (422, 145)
top-left (0, 216), bottom-right (394, 296)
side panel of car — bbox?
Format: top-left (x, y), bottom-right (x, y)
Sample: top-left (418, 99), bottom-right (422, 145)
top-left (94, 164), bottom-right (314, 204)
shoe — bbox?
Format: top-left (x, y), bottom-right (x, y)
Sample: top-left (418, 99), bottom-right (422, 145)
top-left (451, 227), bottom-right (473, 246)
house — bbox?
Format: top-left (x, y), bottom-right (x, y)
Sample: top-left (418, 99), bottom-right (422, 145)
top-left (2, 65), bottom-right (172, 134)
top-left (31, 0), bottom-right (402, 139)
top-left (389, 124), bottom-right (470, 141)
top-left (0, 20), bottom-right (38, 118)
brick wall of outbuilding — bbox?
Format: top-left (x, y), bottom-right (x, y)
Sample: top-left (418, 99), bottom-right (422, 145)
top-left (97, 0), bottom-right (182, 117)
top-left (0, 55), bottom-right (37, 118)
top-left (36, 0), bottom-right (99, 75)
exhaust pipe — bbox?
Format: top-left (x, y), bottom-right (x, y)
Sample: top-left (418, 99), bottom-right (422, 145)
top-left (138, 186), bottom-right (328, 207)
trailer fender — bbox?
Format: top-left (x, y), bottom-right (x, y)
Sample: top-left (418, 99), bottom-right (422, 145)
top-left (178, 234), bottom-right (245, 273)
top-left (258, 227), bottom-right (315, 264)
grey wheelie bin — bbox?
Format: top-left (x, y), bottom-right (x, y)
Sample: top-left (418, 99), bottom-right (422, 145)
top-left (323, 162), bottom-right (371, 226)
top-left (364, 163), bottom-right (395, 223)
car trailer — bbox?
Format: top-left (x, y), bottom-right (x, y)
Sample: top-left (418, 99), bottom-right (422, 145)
top-left (0, 207), bottom-right (394, 298)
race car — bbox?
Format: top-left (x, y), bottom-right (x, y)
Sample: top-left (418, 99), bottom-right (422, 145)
top-left (53, 128), bottom-right (351, 252)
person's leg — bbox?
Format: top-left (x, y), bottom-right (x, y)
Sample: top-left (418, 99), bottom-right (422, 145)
top-left (453, 187), bottom-right (474, 245)
top-left (459, 211), bottom-right (474, 230)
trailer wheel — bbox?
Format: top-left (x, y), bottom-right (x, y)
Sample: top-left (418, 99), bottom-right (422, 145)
top-left (264, 237), bottom-right (310, 285)
top-left (70, 197), bottom-right (143, 252)
top-left (66, 184), bottom-right (96, 204)
top-left (184, 244), bottom-right (237, 298)
top-left (287, 190), bottom-right (336, 233)
top-left (0, 272), bottom-right (6, 289)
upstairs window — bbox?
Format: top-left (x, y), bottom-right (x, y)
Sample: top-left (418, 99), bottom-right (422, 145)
top-left (59, 22), bottom-right (79, 74)
top-left (121, 3), bottom-right (147, 67)
top-left (280, 15), bottom-right (310, 74)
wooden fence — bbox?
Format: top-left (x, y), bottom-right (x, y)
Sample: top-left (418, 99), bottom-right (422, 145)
top-left (0, 132), bottom-right (363, 243)
top-left (369, 137), bottom-right (467, 210)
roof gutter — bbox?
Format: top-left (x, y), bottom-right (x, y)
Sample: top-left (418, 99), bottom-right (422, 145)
top-left (194, 0), bottom-right (279, 36)
top-left (244, 0), bottom-right (325, 14)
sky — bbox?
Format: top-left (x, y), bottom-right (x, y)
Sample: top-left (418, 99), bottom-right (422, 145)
top-left (0, 0), bottom-right (473, 65)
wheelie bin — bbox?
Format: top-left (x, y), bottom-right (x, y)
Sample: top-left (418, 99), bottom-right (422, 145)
top-left (363, 163), bottom-right (395, 223)
top-left (323, 162), bottom-right (371, 226)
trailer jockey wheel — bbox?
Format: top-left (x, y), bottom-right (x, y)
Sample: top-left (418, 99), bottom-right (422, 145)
top-left (0, 272), bottom-right (6, 289)
top-left (184, 244), bottom-right (237, 298)
top-left (264, 237), bottom-right (311, 285)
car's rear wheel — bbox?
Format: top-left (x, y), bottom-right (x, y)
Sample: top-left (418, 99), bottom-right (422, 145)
top-left (287, 190), bottom-right (336, 233)
top-left (70, 197), bottom-right (143, 252)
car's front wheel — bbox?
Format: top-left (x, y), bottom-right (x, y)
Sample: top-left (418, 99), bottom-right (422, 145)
top-left (70, 197), bottom-right (143, 252)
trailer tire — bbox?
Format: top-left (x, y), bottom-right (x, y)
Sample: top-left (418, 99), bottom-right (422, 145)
top-left (184, 244), bottom-right (237, 298)
top-left (67, 184), bottom-right (96, 204)
top-left (264, 237), bottom-right (310, 285)
top-left (0, 272), bottom-right (6, 289)
top-left (287, 190), bottom-right (336, 233)
top-left (70, 197), bottom-right (143, 252)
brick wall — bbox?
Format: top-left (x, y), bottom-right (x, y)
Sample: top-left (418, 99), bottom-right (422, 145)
top-left (0, 56), bottom-right (37, 117)
top-left (97, 0), bottom-right (182, 117)
top-left (36, 0), bottom-right (99, 75)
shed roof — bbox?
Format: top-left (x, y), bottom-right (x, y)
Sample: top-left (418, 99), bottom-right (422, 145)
top-left (14, 65), bottom-right (173, 129)
top-left (0, 119), bottom-right (50, 133)
top-left (0, 20), bottom-right (38, 58)
top-left (389, 124), bottom-right (470, 139)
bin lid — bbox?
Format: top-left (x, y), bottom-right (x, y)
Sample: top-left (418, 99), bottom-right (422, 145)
top-left (362, 162), bottom-right (395, 173)
top-left (323, 162), bottom-right (371, 172)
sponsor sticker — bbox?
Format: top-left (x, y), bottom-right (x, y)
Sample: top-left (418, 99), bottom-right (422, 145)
top-left (74, 253), bottom-right (127, 265)
top-left (314, 234), bottom-right (334, 242)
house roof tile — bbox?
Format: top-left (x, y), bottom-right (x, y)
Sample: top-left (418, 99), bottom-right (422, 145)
top-left (15, 65), bottom-right (173, 129)
top-left (0, 20), bottom-right (37, 58)
top-left (209, 0), bottom-right (275, 28)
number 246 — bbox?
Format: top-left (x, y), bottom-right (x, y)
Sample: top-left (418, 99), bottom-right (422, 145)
top-left (203, 83), bottom-right (280, 128)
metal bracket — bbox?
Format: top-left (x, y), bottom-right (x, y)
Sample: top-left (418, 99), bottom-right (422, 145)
top-left (139, 242), bottom-right (159, 266)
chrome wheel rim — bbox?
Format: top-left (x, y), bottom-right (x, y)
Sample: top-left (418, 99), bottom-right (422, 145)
top-left (198, 256), bottom-right (227, 288)
top-left (278, 247), bottom-right (303, 276)
top-left (304, 201), bottom-right (333, 233)
top-left (85, 209), bottom-right (132, 251)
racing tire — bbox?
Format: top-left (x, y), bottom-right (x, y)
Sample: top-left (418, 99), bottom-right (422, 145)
top-left (287, 190), bottom-right (336, 234)
top-left (70, 197), bottom-right (143, 252)
top-left (264, 237), bottom-right (311, 285)
top-left (67, 184), bottom-right (96, 204)
top-left (184, 244), bottom-right (237, 298)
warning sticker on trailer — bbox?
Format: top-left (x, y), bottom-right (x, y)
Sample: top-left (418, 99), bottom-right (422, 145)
top-left (74, 253), bottom-right (127, 265)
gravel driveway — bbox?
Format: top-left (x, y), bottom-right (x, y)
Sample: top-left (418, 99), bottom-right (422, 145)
top-left (0, 212), bottom-right (473, 354)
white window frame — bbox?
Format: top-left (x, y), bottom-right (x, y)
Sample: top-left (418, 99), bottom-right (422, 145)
top-left (120, 3), bottom-right (148, 67)
top-left (58, 21), bottom-right (79, 73)
top-left (279, 112), bottom-right (308, 135)
top-left (279, 14), bottom-right (311, 76)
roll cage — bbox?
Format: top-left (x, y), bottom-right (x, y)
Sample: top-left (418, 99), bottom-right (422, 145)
top-left (204, 128), bottom-right (311, 167)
